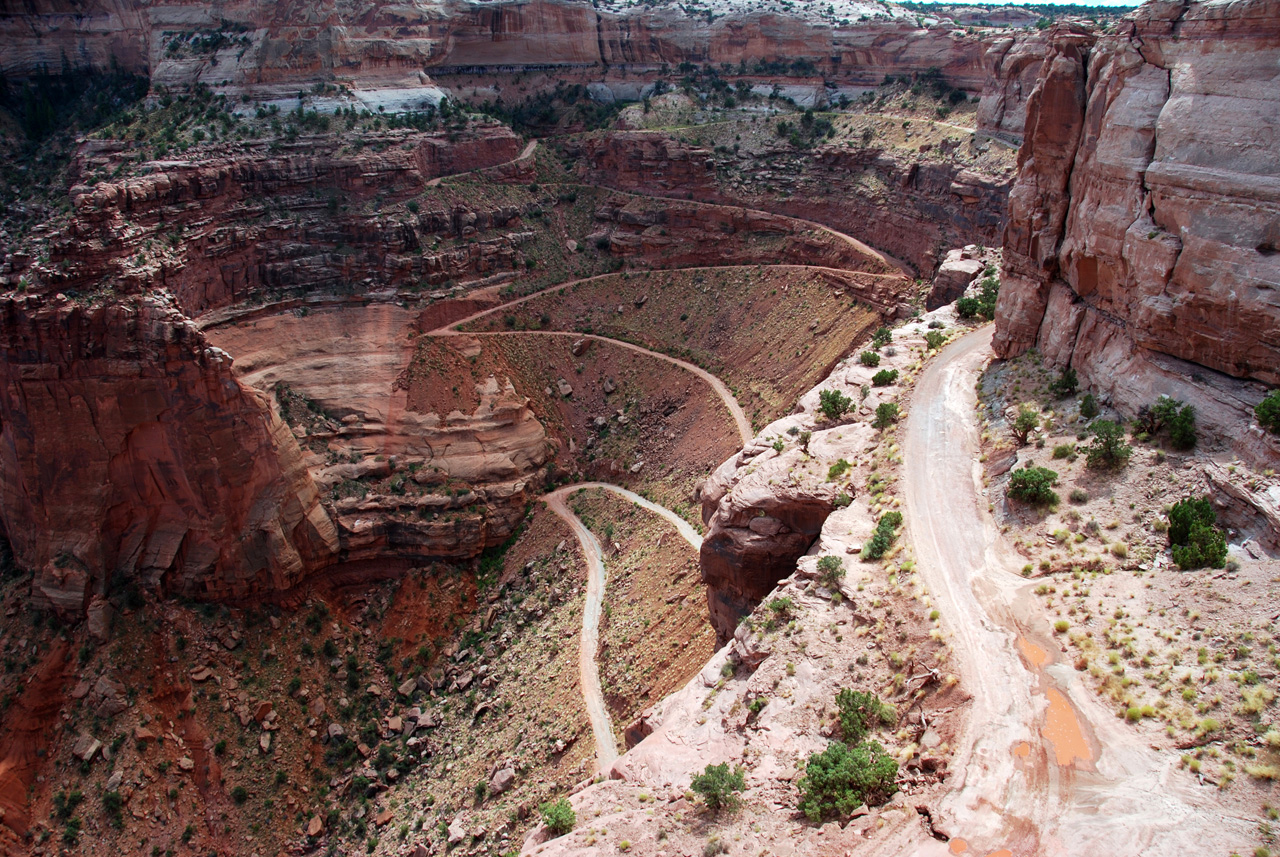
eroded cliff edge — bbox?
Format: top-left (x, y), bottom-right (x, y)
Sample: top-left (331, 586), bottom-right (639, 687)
top-left (994, 0), bottom-right (1280, 460)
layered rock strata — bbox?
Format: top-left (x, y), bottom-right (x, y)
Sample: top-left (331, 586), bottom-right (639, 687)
top-left (566, 130), bottom-right (1013, 275)
top-left (994, 2), bottom-right (1280, 457)
top-left (0, 293), bottom-right (338, 613)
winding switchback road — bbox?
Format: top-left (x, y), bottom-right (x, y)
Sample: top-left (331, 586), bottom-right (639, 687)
top-left (544, 483), bottom-right (704, 772)
top-left (902, 327), bottom-right (1249, 856)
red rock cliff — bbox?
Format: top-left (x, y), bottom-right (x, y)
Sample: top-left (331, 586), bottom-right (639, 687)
top-left (0, 293), bottom-right (339, 615)
top-left (994, 0), bottom-right (1280, 456)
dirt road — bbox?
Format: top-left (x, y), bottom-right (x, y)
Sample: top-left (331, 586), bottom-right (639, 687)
top-left (902, 327), bottom-right (1249, 855)
top-left (545, 483), bottom-right (704, 772)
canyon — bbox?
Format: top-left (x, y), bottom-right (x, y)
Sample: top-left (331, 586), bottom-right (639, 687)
top-left (0, 1), bottom-right (1278, 856)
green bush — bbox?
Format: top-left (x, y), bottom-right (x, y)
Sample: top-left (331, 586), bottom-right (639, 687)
top-left (1079, 393), bottom-right (1099, 419)
top-left (690, 763), bottom-right (746, 814)
top-left (1084, 420), bottom-right (1131, 469)
top-left (828, 458), bottom-right (852, 480)
top-left (231, 785), bottom-right (248, 804)
top-left (871, 369), bottom-right (899, 387)
top-left (1168, 404), bottom-right (1197, 450)
top-left (816, 555), bottom-right (845, 590)
top-left (955, 296), bottom-right (980, 319)
top-left (539, 798), bottom-right (576, 837)
top-left (835, 689), bottom-right (895, 743)
top-left (872, 327), bottom-right (892, 349)
top-left (924, 330), bottom-right (946, 350)
top-left (1007, 465), bottom-right (1059, 506)
top-left (1168, 496), bottom-right (1227, 570)
top-left (819, 389), bottom-right (854, 421)
top-left (102, 791), bottom-right (124, 829)
top-left (872, 402), bottom-right (899, 430)
top-left (1051, 443), bottom-right (1075, 459)
top-left (1256, 390), bottom-right (1280, 434)
top-left (1011, 404), bottom-right (1039, 445)
top-left (797, 740), bottom-right (898, 821)
top-left (1048, 368), bottom-right (1078, 398)
top-left (861, 511), bottom-right (902, 560)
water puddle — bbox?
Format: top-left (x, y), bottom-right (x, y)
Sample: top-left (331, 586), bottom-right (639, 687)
top-left (1016, 636), bottom-right (1047, 669)
top-left (1042, 687), bottom-right (1093, 767)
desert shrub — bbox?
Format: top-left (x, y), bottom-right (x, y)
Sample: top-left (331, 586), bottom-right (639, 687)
top-left (858, 351), bottom-right (881, 367)
top-left (862, 511), bottom-right (902, 560)
top-left (819, 389), bottom-right (854, 421)
top-left (1134, 395), bottom-right (1181, 435)
top-left (690, 763), bottom-right (745, 814)
top-left (1084, 420), bottom-right (1131, 469)
top-left (102, 791), bottom-right (124, 829)
top-left (539, 798), bottom-right (576, 836)
top-left (1011, 405), bottom-right (1039, 445)
top-left (816, 555), bottom-right (845, 590)
top-left (1069, 487), bottom-right (1089, 504)
top-left (828, 458), bottom-right (852, 480)
top-left (1168, 403), bottom-right (1197, 450)
top-left (1079, 393), bottom-right (1099, 419)
top-left (1168, 496), bottom-right (1227, 570)
top-left (955, 296), bottom-right (980, 319)
top-left (872, 402), bottom-right (899, 430)
top-left (924, 330), bottom-right (946, 350)
top-left (1048, 367), bottom-right (1078, 398)
top-left (835, 689), bottom-right (894, 743)
top-left (872, 327), bottom-right (893, 349)
top-left (1256, 390), bottom-right (1280, 434)
top-left (231, 785), bottom-right (248, 804)
top-left (797, 740), bottom-right (898, 821)
top-left (1051, 443), bottom-right (1075, 459)
top-left (1007, 465), bottom-right (1059, 506)
top-left (871, 368), bottom-right (899, 387)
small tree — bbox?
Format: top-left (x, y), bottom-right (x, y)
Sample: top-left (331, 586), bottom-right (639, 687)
top-left (871, 368), bottom-right (899, 387)
top-left (797, 740), bottom-right (898, 821)
top-left (1079, 393), bottom-right (1099, 419)
top-left (955, 296), bottom-right (980, 319)
top-left (1168, 496), bottom-right (1227, 570)
top-left (1168, 403), bottom-right (1197, 450)
top-left (816, 555), bottom-right (845, 591)
top-left (539, 798), bottom-right (576, 837)
top-left (1084, 420), bottom-right (1131, 469)
top-left (872, 402), bottom-right (899, 430)
top-left (1048, 367), bottom-right (1078, 398)
top-left (690, 763), bottom-right (746, 814)
top-left (1256, 389), bottom-right (1280, 434)
top-left (1007, 465), bottom-right (1059, 506)
top-left (872, 327), bottom-right (892, 349)
top-left (924, 330), bottom-right (946, 350)
top-left (858, 351), bottom-right (881, 367)
top-left (835, 689), bottom-right (895, 744)
top-left (861, 511), bottom-right (902, 560)
top-left (819, 389), bottom-right (853, 421)
top-left (1010, 405), bottom-right (1039, 445)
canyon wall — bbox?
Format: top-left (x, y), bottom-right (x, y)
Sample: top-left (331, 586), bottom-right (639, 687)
top-left (994, 0), bottom-right (1280, 456)
top-left (565, 129), bottom-right (1012, 275)
top-left (0, 292), bottom-right (338, 613)
top-left (2, 0), bottom-right (1003, 100)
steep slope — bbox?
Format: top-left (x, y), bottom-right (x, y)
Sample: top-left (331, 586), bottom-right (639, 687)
top-left (993, 0), bottom-right (1280, 459)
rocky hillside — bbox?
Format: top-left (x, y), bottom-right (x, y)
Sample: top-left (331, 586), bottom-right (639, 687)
top-left (994, 0), bottom-right (1280, 461)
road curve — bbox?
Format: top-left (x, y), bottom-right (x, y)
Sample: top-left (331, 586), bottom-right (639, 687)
top-left (902, 327), bottom-right (1249, 856)
top-left (544, 482), bottom-right (703, 772)
top-left (441, 329), bottom-right (753, 447)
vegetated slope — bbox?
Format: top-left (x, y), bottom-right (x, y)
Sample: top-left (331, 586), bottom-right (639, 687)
top-left (462, 265), bottom-right (885, 428)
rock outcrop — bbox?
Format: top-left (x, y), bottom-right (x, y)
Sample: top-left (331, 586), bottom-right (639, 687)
top-left (567, 129), bottom-right (1014, 275)
top-left (0, 292), bottom-right (338, 613)
top-left (699, 447), bottom-right (837, 643)
top-left (994, 1), bottom-right (1280, 457)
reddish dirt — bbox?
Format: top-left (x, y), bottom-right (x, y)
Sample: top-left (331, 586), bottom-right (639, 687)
top-left (0, 640), bottom-right (71, 836)
top-left (380, 564), bottom-right (481, 663)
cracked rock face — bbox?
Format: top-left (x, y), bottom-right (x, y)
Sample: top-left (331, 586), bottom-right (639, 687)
top-left (994, 1), bottom-right (1280, 458)
top-left (698, 446), bottom-right (836, 644)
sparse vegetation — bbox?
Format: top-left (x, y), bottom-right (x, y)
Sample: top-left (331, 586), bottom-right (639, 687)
top-left (873, 402), bottom-right (900, 430)
top-left (540, 798), bottom-right (576, 837)
top-left (1167, 496), bottom-right (1227, 570)
top-left (1008, 465), bottom-right (1059, 506)
top-left (690, 762), bottom-right (746, 814)
top-left (1084, 420), bottom-right (1132, 469)
top-left (872, 368), bottom-right (899, 387)
top-left (819, 389), bottom-right (854, 421)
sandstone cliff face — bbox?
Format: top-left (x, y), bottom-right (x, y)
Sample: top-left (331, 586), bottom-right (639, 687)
top-left (0, 293), bottom-right (339, 614)
top-left (994, 1), bottom-right (1280, 456)
top-left (567, 130), bottom-right (1013, 275)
